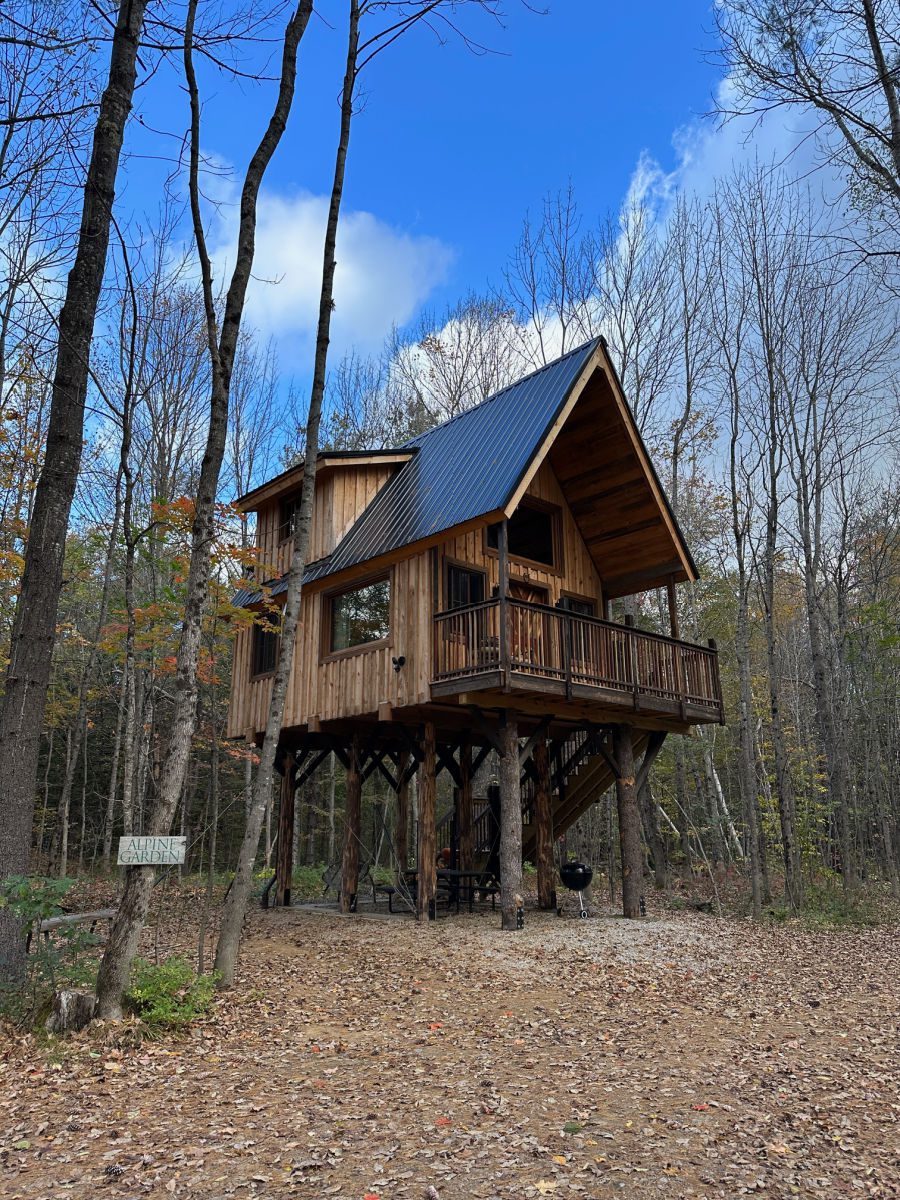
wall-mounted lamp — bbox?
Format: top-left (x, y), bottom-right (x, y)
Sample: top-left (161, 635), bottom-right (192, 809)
top-left (392, 655), bottom-right (406, 673)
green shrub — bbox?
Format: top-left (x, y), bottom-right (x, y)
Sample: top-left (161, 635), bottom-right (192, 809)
top-left (125, 956), bottom-right (216, 1032)
top-left (0, 877), bottom-right (99, 1024)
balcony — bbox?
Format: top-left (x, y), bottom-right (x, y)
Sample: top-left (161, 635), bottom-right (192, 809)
top-left (431, 597), bottom-right (724, 724)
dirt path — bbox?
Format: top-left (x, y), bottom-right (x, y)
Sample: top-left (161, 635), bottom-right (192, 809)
top-left (1, 907), bottom-right (898, 1199)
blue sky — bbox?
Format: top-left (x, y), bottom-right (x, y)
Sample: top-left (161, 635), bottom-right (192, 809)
top-left (123, 2), bottom-right (738, 370)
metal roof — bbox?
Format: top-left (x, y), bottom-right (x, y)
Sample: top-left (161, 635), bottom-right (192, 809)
top-left (304, 337), bottom-right (600, 583)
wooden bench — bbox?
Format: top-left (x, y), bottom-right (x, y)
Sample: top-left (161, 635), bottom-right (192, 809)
top-left (26, 908), bottom-right (117, 953)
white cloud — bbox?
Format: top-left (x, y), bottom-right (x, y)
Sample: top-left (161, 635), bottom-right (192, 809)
top-left (209, 188), bottom-right (453, 363)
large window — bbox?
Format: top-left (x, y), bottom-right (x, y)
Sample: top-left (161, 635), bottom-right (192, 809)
top-left (487, 500), bottom-right (560, 569)
top-left (328, 576), bottom-right (391, 653)
top-left (251, 617), bottom-right (279, 677)
top-left (558, 593), bottom-right (595, 617)
top-left (446, 563), bottom-right (486, 609)
top-left (279, 494), bottom-right (300, 542)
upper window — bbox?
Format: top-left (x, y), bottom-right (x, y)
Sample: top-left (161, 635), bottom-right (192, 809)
top-left (251, 616), bottom-right (279, 677)
top-left (329, 576), bottom-right (391, 653)
top-left (487, 500), bottom-right (560, 569)
top-left (279, 494), bottom-right (300, 542)
top-left (559, 594), bottom-right (595, 617)
top-left (446, 564), bottom-right (486, 610)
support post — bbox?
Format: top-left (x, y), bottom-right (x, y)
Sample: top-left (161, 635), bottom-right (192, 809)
top-left (533, 734), bottom-right (555, 910)
top-left (498, 518), bottom-right (510, 687)
top-left (275, 754), bottom-right (295, 907)
top-left (340, 736), bottom-right (361, 913)
top-left (666, 575), bottom-right (680, 641)
top-left (417, 722), bottom-right (437, 919)
top-left (396, 749), bottom-right (410, 874)
top-left (458, 738), bottom-right (474, 873)
top-left (613, 724), bottom-right (642, 918)
top-left (498, 712), bottom-right (523, 931)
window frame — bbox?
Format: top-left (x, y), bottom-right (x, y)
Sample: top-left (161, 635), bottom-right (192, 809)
top-left (484, 497), bottom-right (564, 576)
top-left (558, 590), bottom-right (597, 618)
top-left (250, 612), bottom-right (280, 679)
top-left (320, 570), bottom-right (393, 662)
top-left (278, 493), bottom-right (301, 544)
top-left (443, 557), bottom-right (488, 612)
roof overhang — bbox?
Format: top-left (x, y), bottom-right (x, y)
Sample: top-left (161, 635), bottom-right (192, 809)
top-left (233, 449), bottom-right (415, 513)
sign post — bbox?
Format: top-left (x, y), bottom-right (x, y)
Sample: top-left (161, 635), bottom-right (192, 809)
top-left (116, 836), bottom-right (187, 867)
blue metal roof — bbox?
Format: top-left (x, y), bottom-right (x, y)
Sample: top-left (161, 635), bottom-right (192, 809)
top-left (233, 339), bottom-right (600, 606)
top-left (305, 337), bottom-right (600, 583)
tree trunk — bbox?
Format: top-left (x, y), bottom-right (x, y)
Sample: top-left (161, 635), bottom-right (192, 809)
top-left (0, 0), bottom-right (149, 979)
top-left (533, 735), bottom-right (555, 909)
top-left (638, 776), bottom-right (668, 890)
top-left (498, 715), bottom-right (523, 931)
top-left (275, 759), bottom-right (295, 906)
top-left (613, 725), bottom-right (642, 919)
top-left (340, 737), bottom-right (361, 913)
top-left (95, 0), bottom-right (313, 1016)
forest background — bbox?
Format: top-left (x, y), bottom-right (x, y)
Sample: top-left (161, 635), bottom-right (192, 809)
top-left (1, 0), bottom-right (899, 966)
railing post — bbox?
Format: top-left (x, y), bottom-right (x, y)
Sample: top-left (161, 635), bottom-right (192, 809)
top-left (563, 611), bottom-right (573, 699)
top-left (498, 519), bottom-right (510, 688)
top-left (708, 638), bottom-right (725, 724)
top-left (624, 613), bottom-right (639, 710)
top-left (674, 637), bottom-right (687, 722)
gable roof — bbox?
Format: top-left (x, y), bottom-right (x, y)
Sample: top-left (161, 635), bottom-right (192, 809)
top-left (304, 338), bottom-right (602, 583)
top-left (234, 337), bottom-right (698, 606)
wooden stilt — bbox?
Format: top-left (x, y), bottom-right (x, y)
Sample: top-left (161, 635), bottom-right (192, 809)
top-left (396, 749), bottom-right (410, 874)
top-left (340, 736), bottom-right (361, 913)
top-left (499, 712), bottom-right (523, 931)
top-left (417, 722), bottom-right (437, 919)
top-left (613, 724), bottom-right (642, 918)
top-left (458, 738), bottom-right (474, 873)
top-left (533, 735), bottom-right (555, 910)
top-left (275, 754), bottom-right (295, 907)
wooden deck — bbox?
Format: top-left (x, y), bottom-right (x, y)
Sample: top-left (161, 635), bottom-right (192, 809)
top-left (431, 598), bottom-right (724, 724)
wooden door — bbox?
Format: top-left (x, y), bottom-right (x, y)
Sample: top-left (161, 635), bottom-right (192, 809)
top-left (507, 580), bottom-right (548, 669)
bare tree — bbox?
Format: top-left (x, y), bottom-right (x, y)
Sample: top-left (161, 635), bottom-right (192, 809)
top-left (0, 0), bottom-right (150, 980)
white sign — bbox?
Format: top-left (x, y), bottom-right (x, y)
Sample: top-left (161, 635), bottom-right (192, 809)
top-left (117, 836), bottom-right (186, 866)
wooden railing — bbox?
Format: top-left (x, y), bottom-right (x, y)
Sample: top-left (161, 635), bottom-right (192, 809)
top-left (433, 598), bottom-right (723, 719)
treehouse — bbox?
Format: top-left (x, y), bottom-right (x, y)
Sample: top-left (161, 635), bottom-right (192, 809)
top-left (226, 337), bottom-right (724, 922)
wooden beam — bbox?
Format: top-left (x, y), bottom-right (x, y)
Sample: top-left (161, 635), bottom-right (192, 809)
top-left (275, 755), bottom-right (296, 907)
top-left (533, 735), bottom-right (555, 911)
top-left (340, 736), bottom-right (361, 913)
top-left (636, 730), bottom-right (667, 795)
top-left (417, 722), bottom-right (437, 920)
top-left (458, 739), bottom-right (474, 873)
top-left (466, 706), bottom-right (506, 756)
top-left (396, 750), bottom-right (410, 874)
top-left (612, 724), bottom-right (642, 919)
top-left (518, 715), bottom-right (553, 768)
top-left (498, 712), bottom-right (523, 932)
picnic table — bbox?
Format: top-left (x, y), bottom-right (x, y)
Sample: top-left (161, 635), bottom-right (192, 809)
top-left (396, 869), bottom-right (499, 914)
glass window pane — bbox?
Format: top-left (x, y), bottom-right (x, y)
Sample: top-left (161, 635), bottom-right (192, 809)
top-left (330, 578), bottom-right (391, 651)
top-left (487, 503), bottom-right (556, 567)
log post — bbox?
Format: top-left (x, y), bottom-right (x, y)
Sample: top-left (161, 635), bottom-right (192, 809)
top-left (417, 722), bottom-right (437, 919)
top-left (458, 738), bottom-right (474, 873)
top-left (396, 748), bottom-right (410, 874)
top-left (340, 736), bottom-right (361, 913)
top-left (498, 713), bottom-right (523, 931)
top-left (613, 724), bottom-right (642, 918)
top-left (275, 754), bottom-right (296, 907)
top-left (666, 574), bottom-right (680, 641)
top-left (533, 734), bottom-right (555, 910)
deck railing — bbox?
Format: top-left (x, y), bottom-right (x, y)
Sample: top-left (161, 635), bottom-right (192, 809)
top-left (432, 597), bottom-right (723, 719)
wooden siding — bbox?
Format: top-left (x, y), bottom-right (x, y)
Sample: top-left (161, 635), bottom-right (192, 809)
top-left (227, 458), bottom-right (608, 739)
top-left (438, 459), bottom-right (604, 610)
top-left (254, 464), bottom-right (397, 582)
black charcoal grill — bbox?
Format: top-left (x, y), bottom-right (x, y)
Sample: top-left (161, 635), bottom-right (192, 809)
top-left (558, 861), bottom-right (593, 918)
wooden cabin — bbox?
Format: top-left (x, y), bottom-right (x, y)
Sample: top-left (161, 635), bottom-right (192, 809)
top-left (227, 337), bottom-right (724, 924)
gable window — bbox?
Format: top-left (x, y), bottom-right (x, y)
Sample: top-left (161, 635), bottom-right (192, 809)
top-left (486, 500), bottom-right (561, 570)
top-left (279, 494), bottom-right (300, 542)
top-left (251, 615), bottom-right (279, 677)
top-left (446, 563), bottom-right (486, 610)
top-left (328, 576), bottom-right (391, 653)
top-left (558, 594), bottom-right (595, 617)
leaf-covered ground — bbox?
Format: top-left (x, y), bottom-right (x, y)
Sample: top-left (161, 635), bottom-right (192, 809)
top-left (1, 900), bottom-right (898, 1199)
